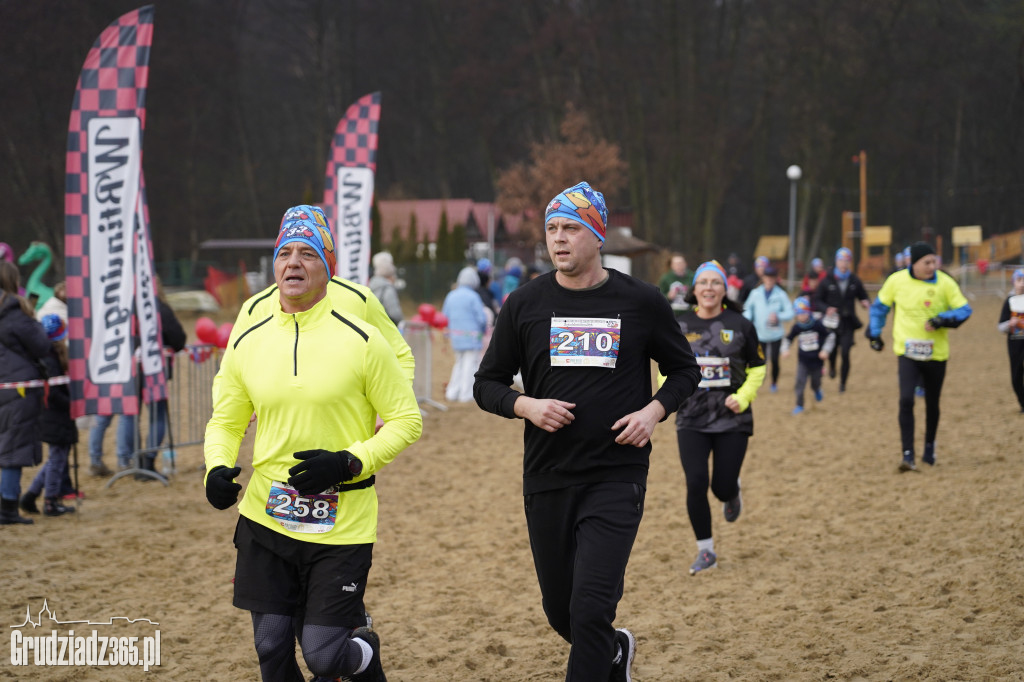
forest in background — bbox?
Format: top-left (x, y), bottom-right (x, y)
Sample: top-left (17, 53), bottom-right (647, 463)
top-left (3, 0), bottom-right (1024, 281)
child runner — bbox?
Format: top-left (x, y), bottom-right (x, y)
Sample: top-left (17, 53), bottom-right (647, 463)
top-left (781, 297), bottom-right (836, 415)
top-left (670, 260), bottom-right (766, 575)
top-left (20, 314), bottom-right (77, 516)
top-left (997, 268), bottom-right (1024, 413)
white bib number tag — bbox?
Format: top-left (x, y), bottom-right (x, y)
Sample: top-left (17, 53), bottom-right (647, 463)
top-left (265, 481), bottom-right (338, 534)
top-left (1010, 295), bottom-right (1024, 340)
top-left (549, 317), bottom-right (620, 368)
top-left (823, 312), bottom-right (840, 329)
top-left (798, 331), bottom-right (820, 353)
top-left (904, 339), bottom-right (934, 361)
top-left (697, 356), bottom-right (730, 388)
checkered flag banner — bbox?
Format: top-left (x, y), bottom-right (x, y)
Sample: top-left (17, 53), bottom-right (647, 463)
top-left (322, 92), bottom-right (381, 284)
top-left (64, 5), bottom-right (166, 419)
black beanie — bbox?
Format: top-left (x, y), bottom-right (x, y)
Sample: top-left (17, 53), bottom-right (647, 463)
top-left (909, 241), bottom-right (935, 265)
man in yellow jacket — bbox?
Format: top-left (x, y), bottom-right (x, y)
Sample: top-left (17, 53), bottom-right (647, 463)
top-left (204, 204), bottom-right (421, 682)
top-left (867, 241), bottom-right (971, 472)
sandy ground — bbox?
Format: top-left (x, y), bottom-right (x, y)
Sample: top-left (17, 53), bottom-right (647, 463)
top-left (2, 294), bottom-right (1022, 681)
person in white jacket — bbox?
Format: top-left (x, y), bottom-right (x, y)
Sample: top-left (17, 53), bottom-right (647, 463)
top-left (742, 265), bottom-right (794, 392)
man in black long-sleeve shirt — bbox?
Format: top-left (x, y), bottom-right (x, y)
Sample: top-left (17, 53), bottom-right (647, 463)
top-left (474, 181), bottom-right (699, 682)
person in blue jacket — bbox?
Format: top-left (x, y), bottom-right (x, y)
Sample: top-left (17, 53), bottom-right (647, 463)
top-left (742, 265), bottom-right (794, 392)
top-left (442, 266), bottom-right (488, 402)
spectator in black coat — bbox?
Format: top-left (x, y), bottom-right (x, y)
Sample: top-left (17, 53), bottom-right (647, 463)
top-left (0, 261), bottom-right (50, 525)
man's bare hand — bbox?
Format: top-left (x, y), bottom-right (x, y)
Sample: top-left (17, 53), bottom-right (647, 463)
top-left (611, 401), bottom-right (665, 447)
top-left (515, 396), bottom-right (576, 432)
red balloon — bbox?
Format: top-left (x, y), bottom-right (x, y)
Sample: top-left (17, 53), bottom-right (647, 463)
top-left (431, 312), bottom-right (448, 329)
top-left (195, 317), bottom-right (218, 344)
top-left (216, 322), bottom-right (233, 349)
top-left (417, 303), bottom-right (436, 324)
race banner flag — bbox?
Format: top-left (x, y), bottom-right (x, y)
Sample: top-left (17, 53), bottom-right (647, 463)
top-left (64, 5), bottom-right (165, 418)
top-left (134, 173), bottom-right (167, 405)
top-left (322, 92), bottom-right (381, 284)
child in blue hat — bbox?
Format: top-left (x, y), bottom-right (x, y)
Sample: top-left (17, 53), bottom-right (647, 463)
top-left (781, 297), bottom-right (836, 414)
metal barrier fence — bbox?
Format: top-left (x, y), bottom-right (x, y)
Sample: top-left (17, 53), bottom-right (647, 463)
top-left (954, 262), bottom-right (1021, 298)
top-left (402, 321), bottom-right (447, 412)
top-left (107, 345), bottom-right (220, 487)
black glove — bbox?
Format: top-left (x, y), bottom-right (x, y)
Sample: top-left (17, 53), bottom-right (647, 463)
top-left (869, 337), bottom-right (884, 352)
top-left (205, 466), bottom-right (242, 510)
top-left (287, 450), bottom-right (363, 496)
top-left (927, 316), bottom-right (948, 329)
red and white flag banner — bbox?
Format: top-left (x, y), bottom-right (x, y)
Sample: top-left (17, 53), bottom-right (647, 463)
top-left (64, 5), bottom-right (164, 418)
top-left (322, 92), bottom-right (381, 284)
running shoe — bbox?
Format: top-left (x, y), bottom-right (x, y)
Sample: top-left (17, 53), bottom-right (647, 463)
top-left (770, 383), bottom-right (778, 393)
top-left (723, 488), bottom-right (742, 523)
top-left (609, 628), bottom-right (636, 682)
top-left (814, 389), bottom-right (824, 402)
top-left (899, 450), bottom-right (917, 472)
top-left (829, 366), bottom-right (836, 379)
top-left (839, 383), bottom-right (846, 394)
top-left (922, 442), bottom-right (936, 466)
top-left (792, 406), bottom-right (804, 415)
top-left (350, 627), bottom-right (386, 682)
top-left (689, 549), bottom-right (717, 575)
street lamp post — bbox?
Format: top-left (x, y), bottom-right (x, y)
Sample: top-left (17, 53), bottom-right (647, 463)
top-left (786, 165), bottom-right (802, 291)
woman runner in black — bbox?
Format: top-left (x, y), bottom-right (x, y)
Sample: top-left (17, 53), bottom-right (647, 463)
top-left (998, 268), bottom-right (1024, 412)
top-left (670, 260), bottom-right (766, 575)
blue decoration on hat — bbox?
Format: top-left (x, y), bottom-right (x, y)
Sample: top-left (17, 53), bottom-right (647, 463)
top-left (793, 296), bottom-right (812, 315)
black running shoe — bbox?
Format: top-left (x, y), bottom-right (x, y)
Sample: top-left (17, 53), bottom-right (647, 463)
top-left (899, 450), bottom-right (916, 472)
top-left (609, 628), bottom-right (635, 682)
top-left (350, 627), bottom-right (386, 682)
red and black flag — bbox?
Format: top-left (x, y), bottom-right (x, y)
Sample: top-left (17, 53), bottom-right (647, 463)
top-left (64, 5), bottom-right (165, 419)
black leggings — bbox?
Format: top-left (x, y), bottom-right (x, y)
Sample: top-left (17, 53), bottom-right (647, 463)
top-left (828, 325), bottom-right (856, 385)
top-left (764, 340), bottom-right (781, 386)
top-left (1009, 342), bottom-right (1024, 411)
top-left (897, 356), bottom-right (946, 453)
top-left (250, 612), bottom-right (363, 682)
top-left (676, 429), bottom-right (748, 541)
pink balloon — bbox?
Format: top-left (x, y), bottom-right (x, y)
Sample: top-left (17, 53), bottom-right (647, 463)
top-left (417, 303), bottom-right (436, 324)
top-left (216, 322), bottom-right (233, 349)
top-left (195, 317), bottom-right (218, 344)
top-left (431, 312), bottom-right (448, 329)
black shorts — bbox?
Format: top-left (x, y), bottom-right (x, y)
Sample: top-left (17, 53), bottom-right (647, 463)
top-left (232, 516), bottom-right (373, 627)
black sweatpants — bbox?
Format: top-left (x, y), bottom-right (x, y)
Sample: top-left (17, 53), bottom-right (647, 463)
top-left (524, 481), bottom-right (644, 682)
top-left (676, 429), bottom-right (748, 541)
top-left (897, 355), bottom-right (947, 453)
